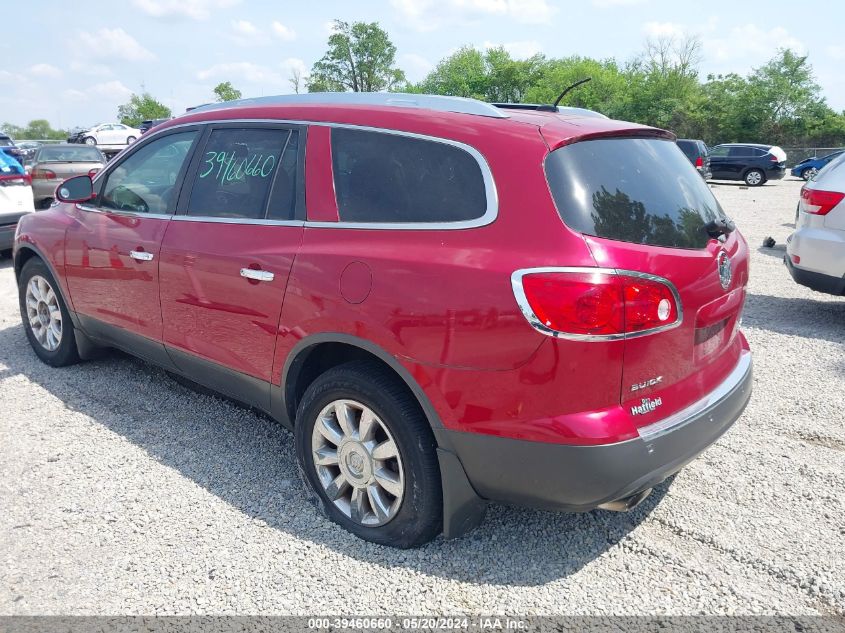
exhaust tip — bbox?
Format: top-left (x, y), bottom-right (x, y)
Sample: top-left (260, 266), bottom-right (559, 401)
top-left (597, 488), bottom-right (652, 512)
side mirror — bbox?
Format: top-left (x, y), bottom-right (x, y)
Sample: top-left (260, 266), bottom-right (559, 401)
top-left (56, 175), bottom-right (94, 203)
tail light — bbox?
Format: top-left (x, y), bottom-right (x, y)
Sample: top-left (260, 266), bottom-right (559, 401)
top-left (32, 168), bottom-right (57, 180)
top-left (88, 168), bottom-right (101, 178)
top-left (770, 154), bottom-right (779, 162)
top-left (512, 268), bottom-right (681, 339)
top-left (800, 186), bottom-right (844, 215)
top-left (0, 173), bottom-right (31, 186)
top-left (695, 156), bottom-right (704, 168)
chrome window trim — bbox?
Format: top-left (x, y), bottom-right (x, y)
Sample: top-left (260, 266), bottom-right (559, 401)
top-left (511, 266), bottom-right (684, 342)
top-left (170, 216), bottom-right (305, 226)
top-left (637, 350), bottom-right (751, 441)
top-left (137, 118), bottom-right (499, 230)
top-left (74, 203), bottom-right (304, 227)
top-left (74, 203), bottom-right (172, 221)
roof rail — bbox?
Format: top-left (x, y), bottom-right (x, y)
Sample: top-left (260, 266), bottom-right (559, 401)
top-left (192, 92), bottom-right (509, 119)
top-left (491, 103), bottom-right (608, 119)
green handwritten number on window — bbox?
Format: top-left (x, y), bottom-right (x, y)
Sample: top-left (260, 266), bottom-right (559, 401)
top-left (199, 151), bottom-right (217, 178)
top-left (199, 150), bottom-right (277, 184)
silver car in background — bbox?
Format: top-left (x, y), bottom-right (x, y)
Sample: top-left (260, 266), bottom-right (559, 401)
top-left (786, 151), bottom-right (845, 295)
top-left (29, 144), bottom-right (105, 207)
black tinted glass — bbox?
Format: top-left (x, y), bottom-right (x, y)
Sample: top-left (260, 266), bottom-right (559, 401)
top-left (676, 141), bottom-right (696, 160)
top-left (545, 138), bottom-right (726, 249)
top-left (267, 130), bottom-right (299, 221)
top-left (331, 128), bottom-right (487, 223)
top-left (188, 128), bottom-right (291, 219)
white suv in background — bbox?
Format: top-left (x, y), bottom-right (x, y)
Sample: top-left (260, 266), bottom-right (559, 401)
top-left (786, 153), bottom-right (845, 296)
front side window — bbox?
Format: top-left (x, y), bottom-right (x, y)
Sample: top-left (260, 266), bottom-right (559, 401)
top-left (331, 127), bottom-right (488, 224)
top-left (186, 128), bottom-right (295, 220)
top-left (99, 130), bottom-right (197, 214)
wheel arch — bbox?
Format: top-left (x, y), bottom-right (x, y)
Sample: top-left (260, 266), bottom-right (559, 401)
top-left (281, 333), bottom-right (487, 538)
top-left (15, 243), bottom-right (59, 286)
top-left (282, 333), bottom-right (445, 435)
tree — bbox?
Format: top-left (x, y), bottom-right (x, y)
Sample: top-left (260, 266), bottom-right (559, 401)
top-left (117, 92), bottom-right (171, 127)
top-left (307, 20), bottom-right (405, 92)
top-left (1, 119), bottom-right (67, 140)
top-left (414, 46), bottom-right (545, 103)
top-left (289, 69), bottom-right (303, 94)
top-left (213, 81), bottom-right (242, 102)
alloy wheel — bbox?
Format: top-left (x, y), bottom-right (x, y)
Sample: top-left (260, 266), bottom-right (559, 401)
top-left (803, 168), bottom-right (818, 181)
top-left (746, 171), bottom-right (762, 186)
top-left (311, 399), bottom-right (404, 527)
top-left (25, 275), bottom-right (62, 352)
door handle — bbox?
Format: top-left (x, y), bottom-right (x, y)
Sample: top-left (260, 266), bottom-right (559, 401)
top-left (129, 250), bottom-right (154, 261)
top-left (240, 268), bottom-right (274, 282)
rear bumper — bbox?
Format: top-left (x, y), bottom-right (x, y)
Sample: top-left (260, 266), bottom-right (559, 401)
top-left (784, 255), bottom-right (845, 295)
top-left (31, 179), bottom-right (58, 200)
top-left (0, 223), bottom-right (15, 250)
top-left (447, 350), bottom-right (752, 512)
top-left (767, 167), bottom-right (787, 180)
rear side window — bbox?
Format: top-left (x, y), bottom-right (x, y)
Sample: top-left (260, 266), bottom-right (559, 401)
top-left (331, 127), bottom-right (487, 224)
top-left (545, 138), bottom-right (726, 249)
top-left (187, 128), bottom-right (296, 220)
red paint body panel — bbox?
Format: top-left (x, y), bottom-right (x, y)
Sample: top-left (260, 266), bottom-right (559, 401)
top-left (63, 206), bottom-right (168, 340)
top-left (304, 126), bottom-right (338, 222)
top-left (159, 220), bottom-right (302, 381)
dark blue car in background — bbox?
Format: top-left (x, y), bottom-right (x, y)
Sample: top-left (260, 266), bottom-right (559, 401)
top-left (791, 150), bottom-right (844, 181)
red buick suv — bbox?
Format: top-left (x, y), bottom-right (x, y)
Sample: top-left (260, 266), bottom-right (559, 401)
top-left (13, 93), bottom-right (752, 547)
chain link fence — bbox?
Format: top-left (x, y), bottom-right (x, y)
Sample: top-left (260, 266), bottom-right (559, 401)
top-left (781, 147), bottom-right (844, 164)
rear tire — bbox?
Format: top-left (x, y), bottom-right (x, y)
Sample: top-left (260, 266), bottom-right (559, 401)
top-left (126, 136), bottom-right (136, 144)
top-left (295, 360), bottom-right (442, 548)
top-left (744, 169), bottom-right (764, 186)
top-left (18, 258), bottom-right (80, 367)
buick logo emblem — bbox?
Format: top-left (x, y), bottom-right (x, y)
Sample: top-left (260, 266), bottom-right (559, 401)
top-left (717, 251), bottom-right (732, 290)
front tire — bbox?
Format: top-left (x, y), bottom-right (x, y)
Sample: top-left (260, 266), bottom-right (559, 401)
top-left (18, 258), bottom-right (80, 367)
top-left (295, 361), bottom-right (442, 548)
top-left (745, 169), bottom-right (764, 186)
top-left (83, 136), bottom-right (97, 145)
top-left (802, 167), bottom-right (818, 181)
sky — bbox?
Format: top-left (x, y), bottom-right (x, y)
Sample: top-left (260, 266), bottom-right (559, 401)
top-left (2, 0), bottom-right (844, 131)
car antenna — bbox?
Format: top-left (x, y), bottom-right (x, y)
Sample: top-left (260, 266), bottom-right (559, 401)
top-left (537, 77), bottom-right (592, 112)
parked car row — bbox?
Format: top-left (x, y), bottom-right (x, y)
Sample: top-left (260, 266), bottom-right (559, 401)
top-left (676, 139), bottom-right (788, 186)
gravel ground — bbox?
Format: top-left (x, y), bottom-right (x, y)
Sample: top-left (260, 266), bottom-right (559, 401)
top-left (1, 177), bottom-right (843, 616)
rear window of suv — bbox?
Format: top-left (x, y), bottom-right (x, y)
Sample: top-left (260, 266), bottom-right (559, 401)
top-left (545, 137), bottom-right (726, 249)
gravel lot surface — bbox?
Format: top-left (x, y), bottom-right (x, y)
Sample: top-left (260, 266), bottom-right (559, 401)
top-left (1, 177), bottom-right (843, 616)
